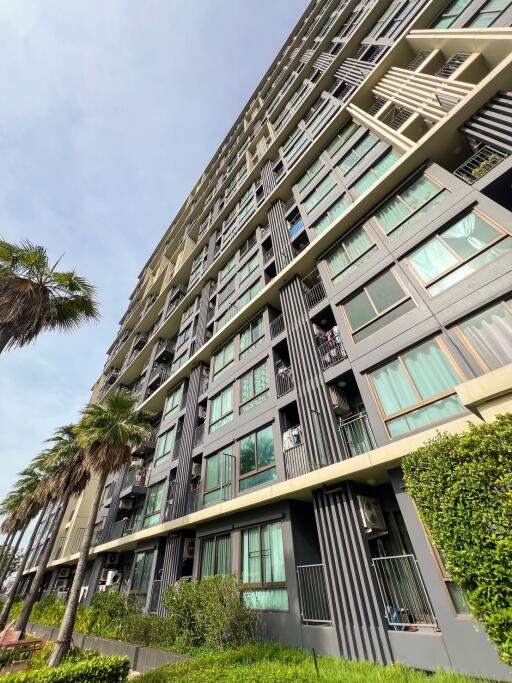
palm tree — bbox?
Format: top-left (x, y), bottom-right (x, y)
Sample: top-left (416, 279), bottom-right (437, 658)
top-left (0, 239), bottom-right (99, 353)
top-left (14, 426), bottom-right (90, 634)
top-left (48, 393), bottom-right (153, 666)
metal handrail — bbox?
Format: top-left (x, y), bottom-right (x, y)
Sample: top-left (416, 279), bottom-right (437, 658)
top-left (297, 564), bottom-right (332, 623)
top-left (270, 314), bottom-right (285, 338)
top-left (453, 145), bottom-right (507, 185)
top-left (275, 364), bottom-right (294, 397)
top-left (304, 281), bottom-right (326, 309)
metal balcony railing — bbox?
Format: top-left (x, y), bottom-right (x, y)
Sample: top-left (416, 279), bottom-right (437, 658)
top-left (373, 554), bottom-right (438, 630)
top-left (187, 489), bottom-right (199, 514)
top-left (297, 564), bottom-right (332, 624)
top-left (109, 518), bottom-right (128, 542)
top-left (338, 412), bottom-right (376, 458)
top-left (194, 423), bottom-right (205, 448)
top-left (148, 579), bottom-right (162, 613)
top-left (316, 329), bottom-right (347, 370)
top-left (275, 364), bottom-right (294, 397)
top-left (436, 52), bottom-right (470, 79)
top-left (289, 220), bottom-right (304, 238)
top-left (283, 426), bottom-right (310, 479)
top-left (70, 528), bottom-right (85, 555)
top-left (304, 281), bottom-right (326, 309)
top-left (263, 246), bottom-right (274, 264)
top-left (52, 537), bottom-right (66, 561)
top-left (92, 523), bottom-right (105, 547)
top-left (270, 314), bottom-right (285, 339)
top-left (405, 50), bottom-right (432, 72)
top-left (453, 145), bottom-right (507, 185)
top-left (121, 466), bottom-right (151, 490)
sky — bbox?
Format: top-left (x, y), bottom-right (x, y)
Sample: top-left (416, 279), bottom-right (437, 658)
top-left (0, 0), bottom-right (310, 510)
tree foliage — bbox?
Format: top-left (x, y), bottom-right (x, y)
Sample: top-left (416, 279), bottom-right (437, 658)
top-left (402, 414), bottom-right (512, 664)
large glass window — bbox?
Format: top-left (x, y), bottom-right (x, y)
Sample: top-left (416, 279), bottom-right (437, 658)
top-left (242, 522), bottom-right (288, 611)
top-left (314, 195), bottom-right (349, 235)
top-left (336, 133), bottom-right (378, 174)
top-left (343, 270), bottom-right (415, 342)
top-left (432, 0), bottom-right (472, 27)
top-left (468, 0), bottom-right (512, 26)
top-left (209, 386), bottom-right (234, 433)
top-left (325, 225), bottom-right (377, 284)
top-left (130, 550), bottom-right (154, 597)
top-left (303, 174), bottom-right (337, 213)
top-left (240, 361), bottom-right (269, 414)
top-left (239, 253), bottom-right (259, 283)
top-left (142, 482), bottom-right (165, 527)
top-left (297, 158), bottom-right (324, 193)
top-left (204, 446), bottom-right (233, 505)
top-left (200, 534), bottom-right (231, 577)
top-left (373, 175), bottom-right (448, 240)
top-left (352, 150), bottom-right (400, 195)
top-left (454, 299), bottom-right (512, 372)
top-left (239, 315), bottom-right (265, 358)
top-left (239, 280), bottom-right (263, 308)
top-left (239, 425), bottom-right (276, 491)
top-left (369, 338), bottom-right (465, 437)
top-left (213, 339), bottom-right (235, 377)
top-left (218, 278), bottom-right (236, 306)
top-left (164, 384), bottom-right (183, 418)
top-left (240, 231), bottom-right (257, 257)
top-left (283, 128), bottom-right (308, 165)
top-left (220, 255), bottom-right (236, 282)
top-left (406, 212), bottom-right (512, 296)
top-left (325, 121), bottom-right (358, 158)
top-left (155, 427), bottom-right (176, 464)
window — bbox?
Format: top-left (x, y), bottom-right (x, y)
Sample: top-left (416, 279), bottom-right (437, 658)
top-left (336, 133), bottom-right (378, 174)
top-left (209, 386), bottom-right (234, 433)
top-left (239, 315), bottom-right (264, 358)
top-left (454, 299), bottom-right (512, 373)
top-left (130, 550), bottom-right (154, 595)
top-left (283, 128), bottom-right (309, 165)
top-left (213, 339), bottom-right (235, 377)
top-left (406, 212), bottom-right (512, 296)
top-left (177, 323), bottom-right (191, 348)
top-left (314, 195), bottom-right (349, 235)
top-left (468, 0), bottom-right (511, 26)
top-left (142, 481), bottom-right (165, 527)
top-left (239, 253), bottom-right (259, 282)
top-left (352, 151), bottom-right (400, 195)
top-left (239, 425), bottom-right (276, 491)
top-left (155, 427), bottom-right (176, 463)
top-left (240, 361), bottom-right (269, 414)
top-left (427, 539), bottom-right (470, 615)
top-left (218, 278), bottom-right (236, 306)
top-left (432, 0), bottom-right (472, 27)
top-left (369, 338), bottom-right (465, 437)
top-left (303, 174), bottom-right (337, 213)
top-left (343, 270), bottom-right (415, 342)
top-left (239, 280), bottom-right (263, 308)
top-left (204, 446), bottom-right (233, 505)
top-left (325, 122), bottom-right (359, 158)
top-left (220, 255), bottom-right (236, 282)
top-left (240, 231), bottom-right (257, 257)
top-left (172, 352), bottom-right (187, 372)
top-left (182, 300), bottom-right (195, 322)
top-left (200, 534), bottom-right (231, 577)
top-left (217, 304), bottom-right (237, 331)
top-left (239, 195), bottom-right (255, 225)
top-left (325, 225), bottom-right (377, 283)
top-left (297, 158), bottom-right (324, 193)
top-left (366, 0), bottom-right (398, 37)
top-left (164, 384), bottom-right (183, 418)
top-left (307, 100), bottom-right (337, 136)
top-left (373, 175), bottom-right (448, 240)
top-left (242, 522), bottom-right (288, 611)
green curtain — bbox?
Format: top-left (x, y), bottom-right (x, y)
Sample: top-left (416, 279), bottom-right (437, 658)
top-left (370, 359), bottom-right (417, 415)
top-left (243, 588), bottom-right (289, 611)
top-left (402, 339), bottom-right (461, 399)
top-left (201, 538), bottom-right (215, 578)
top-left (216, 535), bottom-right (231, 575)
top-left (388, 395), bottom-right (463, 437)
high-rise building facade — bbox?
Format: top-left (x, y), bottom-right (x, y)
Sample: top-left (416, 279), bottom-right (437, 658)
top-left (21, 1), bottom-right (512, 678)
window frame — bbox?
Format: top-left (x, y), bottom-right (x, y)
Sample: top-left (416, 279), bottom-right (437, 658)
top-left (154, 426), bottom-right (176, 464)
top-left (203, 446), bottom-right (234, 505)
top-left (303, 173), bottom-right (337, 213)
top-left (241, 522), bottom-right (287, 592)
top-left (209, 385), bottom-right (234, 433)
top-left (239, 360), bottom-right (269, 414)
top-left (213, 338), bottom-right (235, 377)
top-left (239, 424), bottom-right (276, 489)
top-left (200, 533), bottom-right (232, 577)
top-left (324, 223), bottom-right (377, 284)
top-left (142, 481), bottom-right (165, 528)
top-left (164, 384), bottom-right (183, 418)
top-left (239, 314), bottom-right (265, 359)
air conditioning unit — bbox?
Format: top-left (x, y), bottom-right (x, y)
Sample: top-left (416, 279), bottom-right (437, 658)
top-left (57, 568), bottom-right (70, 579)
top-left (105, 570), bottom-right (122, 587)
top-left (191, 462), bottom-right (202, 478)
top-left (357, 496), bottom-right (387, 534)
top-left (131, 457), bottom-right (144, 468)
top-left (183, 538), bottom-right (195, 559)
top-left (105, 553), bottom-right (120, 567)
top-left (119, 499), bottom-right (134, 511)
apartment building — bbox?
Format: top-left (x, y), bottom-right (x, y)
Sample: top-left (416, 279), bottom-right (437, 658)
top-left (21, 0), bottom-right (512, 678)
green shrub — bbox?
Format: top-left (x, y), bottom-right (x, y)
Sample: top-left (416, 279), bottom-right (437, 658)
top-left (161, 575), bottom-right (254, 651)
top-left (0, 655), bottom-right (130, 682)
top-left (403, 414), bottom-right (512, 665)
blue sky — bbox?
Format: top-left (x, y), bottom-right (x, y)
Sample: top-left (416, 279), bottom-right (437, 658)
top-left (0, 1), bottom-right (309, 508)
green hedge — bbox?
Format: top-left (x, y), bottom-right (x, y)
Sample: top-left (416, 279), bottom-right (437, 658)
top-left (403, 413), bottom-right (512, 664)
top-left (0, 656), bottom-right (130, 682)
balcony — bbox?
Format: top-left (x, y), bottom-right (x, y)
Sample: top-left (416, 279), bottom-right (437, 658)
top-left (338, 412), bottom-right (376, 458)
top-left (453, 145), bottom-right (507, 185)
top-left (270, 314), bottom-right (285, 339)
top-left (296, 564), bottom-right (332, 624)
top-left (148, 579), bottom-right (162, 614)
top-left (275, 363), bottom-right (294, 397)
top-left (69, 528), bottom-right (85, 555)
top-left (193, 423), bottom-right (205, 448)
top-left (108, 518), bottom-right (129, 542)
top-left (283, 426), bottom-right (309, 479)
top-left (105, 368), bottom-right (120, 386)
top-left (133, 332), bottom-right (149, 352)
top-left (154, 338), bottom-right (176, 364)
top-left (289, 219), bottom-right (304, 238)
top-left (147, 363), bottom-right (172, 391)
top-left (131, 427), bottom-right (158, 456)
top-left (315, 327), bottom-right (347, 370)
top-left (372, 554), bottom-right (438, 631)
top-left (52, 536), bottom-right (66, 561)
top-left (92, 522), bottom-right (105, 547)
top-left (120, 465), bottom-right (151, 496)
top-left (304, 281), bottom-right (326, 309)
top-left (262, 245), bottom-right (274, 264)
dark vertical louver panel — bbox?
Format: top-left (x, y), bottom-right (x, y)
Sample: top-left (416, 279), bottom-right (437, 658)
top-left (261, 160), bottom-right (277, 197)
top-left (313, 485), bottom-right (392, 664)
top-left (280, 276), bottom-right (343, 468)
top-left (268, 201), bottom-right (294, 270)
top-left (157, 533), bottom-right (182, 616)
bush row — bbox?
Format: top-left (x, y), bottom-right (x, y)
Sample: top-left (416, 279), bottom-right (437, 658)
top-left (0, 655), bottom-right (130, 683)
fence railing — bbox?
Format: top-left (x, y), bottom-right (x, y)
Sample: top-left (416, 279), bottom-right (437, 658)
top-left (297, 564), bottom-right (332, 624)
top-left (109, 518), bottom-right (128, 542)
top-left (270, 314), bottom-right (285, 339)
top-left (194, 423), bottom-right (205, 448)
top-left (275, 364), bottom-right (294, 397)
top-left (372, 554), bottom-right (438, 630)
top-left (263, 246), bottom-right (274, 264)
top-left (338, 412), bottom-right (376, 458)
top-left (304, 281), bottom-right (326, 309)
top-left (52, 537), bottom-right (66, 561)
top-left (121, 465), bottom-right (151, 490)
top-left (316, 332), bottom-right (347, 370)
top-left (283, 440), bottom-right (310, 479)
top-left (70, 528), bottom-right (85, 555)
top-left (453, 145), bottom-right (507, 185)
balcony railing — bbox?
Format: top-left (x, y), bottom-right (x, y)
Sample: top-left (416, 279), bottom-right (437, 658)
top-left (304, 281), bottom-right (326, 309)
top-left (92, 523), bottom-right (105, 547)
top-left (52, 537), bottom-right (66, 561)
top-left (121, 465), bottom-right (151, 491)
top-left (275, 364), bottom-right (294, 397)
top-left (372, 554), bottom-right (438, 631)
top-left (338, 412), bottom-right (376, 458)
top-left (70, 528), bottom-right (85, 555)
top-left (109, 518), bottom-right (128, 542)
top-left (453, 145), bottom-right (507, 185)
top-left (263, 246), bottom-right (274, 264)
top-left (270, 314), bottom-right (285, 339)
top-left (316, 329), bottom-right (347, 370)
top-left (297, 564), bottom-right (332, 624)
top-left (148, 579), bottom-right (162, 613)
top-left (283, 426), bottom-right (310, 479)
top-left (289, 220), bottom-right (304, 238)
top-left (193, 423), bottom-right (205, 448)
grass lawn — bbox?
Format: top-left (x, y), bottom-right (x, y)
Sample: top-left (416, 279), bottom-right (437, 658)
top-left (137, 644), bottom-right (498, 682)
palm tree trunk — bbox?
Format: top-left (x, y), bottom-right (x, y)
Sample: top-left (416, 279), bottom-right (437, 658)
top-left (0, 513), bottom-right (44, 628)
top-left (49, 470), bottom-right (107, 667)
top-left (15, 491), bottom-right (71, 634)
top-left (0, 527), bottom-right (26, 592)
top-left (0, 533), bottom-right (14, 574)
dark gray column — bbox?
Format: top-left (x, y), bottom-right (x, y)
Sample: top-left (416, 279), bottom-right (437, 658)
top-left (84, 556), bottom-right (105, 606)
top-left (268, 201), bottom-right (294, 270)
top-left (157, 533), bottom-right (182, 616)
top-left (261, 160), bottom-right (276, 197)
top-left (313, 484), bottom-right (392, 664)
